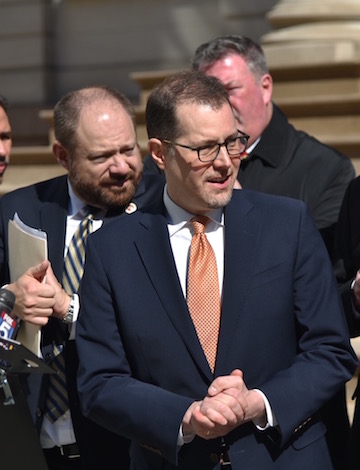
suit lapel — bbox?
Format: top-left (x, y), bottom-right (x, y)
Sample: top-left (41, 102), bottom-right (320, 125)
top-left (38, 180), bottom-right (68, 281)
top-left (215, 192), bottom-right (261, 374)
top-left (134, 212), bottom-right (213, 380)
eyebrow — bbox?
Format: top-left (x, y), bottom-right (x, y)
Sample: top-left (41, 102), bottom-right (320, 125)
top-left (0, 131), bottom-right (11, 138)
top-left (193, 130), bottom-right (239, 148)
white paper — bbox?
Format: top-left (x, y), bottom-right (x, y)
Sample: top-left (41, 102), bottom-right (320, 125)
top-left (8, 213), bottom-right (48, 356)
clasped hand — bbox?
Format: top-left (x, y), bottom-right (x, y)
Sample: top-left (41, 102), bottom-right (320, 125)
top-left (182, 369), bottom-right (266, 440)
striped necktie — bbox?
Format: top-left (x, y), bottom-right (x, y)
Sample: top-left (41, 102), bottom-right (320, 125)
top-left (44, 208), bottom-right (94, 422)
top-left (187, 215), bottom-right (221, 372)
top-left (62, 210), bottom-right (94, 295)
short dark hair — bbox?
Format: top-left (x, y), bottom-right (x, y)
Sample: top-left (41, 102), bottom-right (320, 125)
top-left (0, 94), bottom-right (9, 116)
top-left (54, 85), bottom-right (136, 152)
top-left (192, 35), bottom-right (269, 81)
top-left (146, 70), bottom-right (231, 141)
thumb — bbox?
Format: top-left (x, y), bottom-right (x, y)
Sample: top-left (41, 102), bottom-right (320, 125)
top-left (230, 369), bottom-right (243, 378)
top-left (44, 263), bottom-right (61, 288)
top-left (26, 260), bottom-right (50, 282)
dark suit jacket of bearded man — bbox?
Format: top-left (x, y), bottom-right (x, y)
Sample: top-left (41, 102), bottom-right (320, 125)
top-left (0, 172), bottom-right (164, 469)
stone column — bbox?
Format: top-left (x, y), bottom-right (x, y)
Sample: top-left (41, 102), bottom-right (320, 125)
top-left (261, 0), bottom-right (360, 167)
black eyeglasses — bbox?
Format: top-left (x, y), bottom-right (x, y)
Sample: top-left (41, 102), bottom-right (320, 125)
top-left (161, 129), bottom-right (249, 163)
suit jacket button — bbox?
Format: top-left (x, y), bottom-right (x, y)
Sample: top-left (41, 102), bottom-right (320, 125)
top-left (35, 408), bottom-right (42, 418)
top-left (44, 352), bottom-right (52, 362)
top-left (210, 453), bottom-right (219, 464)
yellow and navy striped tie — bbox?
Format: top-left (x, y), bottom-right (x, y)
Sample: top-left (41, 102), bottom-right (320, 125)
top-left (44, 208), bottom-right (94, 422)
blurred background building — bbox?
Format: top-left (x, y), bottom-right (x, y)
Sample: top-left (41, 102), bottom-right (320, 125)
top-left (0, 0), bottom-right (359, 191)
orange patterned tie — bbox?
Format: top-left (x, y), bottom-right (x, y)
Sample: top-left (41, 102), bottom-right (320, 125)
top-left (187, 215), bottom-right (221, 372)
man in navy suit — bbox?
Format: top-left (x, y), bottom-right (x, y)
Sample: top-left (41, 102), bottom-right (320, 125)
top-left (76, 71), bottom-right (357, 469)
top-left (0, 86), bottom-right (162, 469)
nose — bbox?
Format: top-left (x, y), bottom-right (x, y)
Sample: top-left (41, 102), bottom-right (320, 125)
top-left (109, 153), bottom-right (130, 174)
top-left (213, 145), bottom-right (232, 168)
top-left (0, 139), bottom-right (5, 154)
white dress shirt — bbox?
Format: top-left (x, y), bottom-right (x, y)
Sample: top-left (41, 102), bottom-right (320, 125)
top-left (40, 181), bottom-right (103, 449)
top-left (162, 186), bottom-right (276, 445)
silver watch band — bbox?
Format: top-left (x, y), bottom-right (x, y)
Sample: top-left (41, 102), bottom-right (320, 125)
top-left (62, 295), bottom-right (75, 324)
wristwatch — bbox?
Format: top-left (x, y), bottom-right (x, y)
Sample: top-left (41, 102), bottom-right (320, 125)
top-left (62, 295), bottom-right (75, 324)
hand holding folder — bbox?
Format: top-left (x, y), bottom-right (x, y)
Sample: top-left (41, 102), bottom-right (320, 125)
top-left (8, 214), bottom-right (48, 357)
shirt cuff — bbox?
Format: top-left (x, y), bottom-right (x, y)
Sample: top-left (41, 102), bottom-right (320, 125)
top-left (252, 389), bottom-right (278, 430)
top-left (177, 424), bottom-right (195, 447)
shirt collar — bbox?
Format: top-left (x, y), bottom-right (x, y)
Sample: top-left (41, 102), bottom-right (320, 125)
top-left (246, 136), bottom-right (261, 154)
top-left (67, 179), bottom-right (85, 218)
top-left (66, 179), bottom-right (105, 220)
top-left (163, 184), bottom-right (223, 236)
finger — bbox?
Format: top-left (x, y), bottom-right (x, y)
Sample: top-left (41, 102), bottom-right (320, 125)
top-left (192, 406), bottom-right (217, 429)
top-left (208, 370), bottom-right (244, 396)
top-left (230, 369), bottom-right (243, 378)
top-left (201, 405), bottom-right (235, 426)
top-left (202, 394), bottom-right (245, 423)
top-left (13, 305), bottom-right (52, 324)
top-left (18, 301), bottom-right (54, 317)
top-left (22, 315), bottom-right (50, 326)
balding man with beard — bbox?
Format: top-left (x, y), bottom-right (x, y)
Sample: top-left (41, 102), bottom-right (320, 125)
top-left (0, 85), bottom-right (163, 470)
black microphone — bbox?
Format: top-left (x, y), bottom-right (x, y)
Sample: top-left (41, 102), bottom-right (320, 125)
top-left (0, 287), bottom-right (17, 340)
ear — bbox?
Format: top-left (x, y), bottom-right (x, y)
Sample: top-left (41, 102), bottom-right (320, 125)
top-left (53, 140), bottom-right (70, 170)
top-left (148, 138), bottom-right (166, 171)
top-left (260, 74), bottom-right (273, 105)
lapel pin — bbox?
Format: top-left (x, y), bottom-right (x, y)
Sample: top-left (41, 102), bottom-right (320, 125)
top-left (125, 202), bottom-right (137, 214)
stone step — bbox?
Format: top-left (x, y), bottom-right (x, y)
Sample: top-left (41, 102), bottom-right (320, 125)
top-left (129, 69), bottom-right (178, 105)
top-left (10, 146), bottom-right (54, 165)
top-left (0, 145), bottom-right (65, 196)
top-left (134, 88), bottom-right (360, 119)
top-left (267, 1), bottom-right (360, 29)
top-left (290, 114), bottom-right (360, 159)
top-left (0, 164), bottom-right (66, 196)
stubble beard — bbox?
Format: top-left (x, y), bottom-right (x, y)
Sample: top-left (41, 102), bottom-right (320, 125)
top-left (205, 186), bottom-right (234, 210)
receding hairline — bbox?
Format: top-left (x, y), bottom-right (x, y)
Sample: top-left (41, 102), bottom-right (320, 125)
top-left (53, 85), bottom-right (137, 148)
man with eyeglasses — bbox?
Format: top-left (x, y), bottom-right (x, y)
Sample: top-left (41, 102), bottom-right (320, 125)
top-left (191, 36), bottom-right (357, 469)
top-left (76, 70), bottom-right (356, 470)
top-left (191, 35), bottom-right (355, 257)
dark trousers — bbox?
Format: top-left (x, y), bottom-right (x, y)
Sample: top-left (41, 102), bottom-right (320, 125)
top-left (64, 340), bottom-right (131, 469)
top-left (349, 388), bottom-right (360, 470)
top-left (43, 446), bottom-right (82, 470)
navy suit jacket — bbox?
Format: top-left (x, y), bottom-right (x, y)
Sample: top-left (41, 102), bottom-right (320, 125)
top-left (77, 189), bottom-right (357, 469)
top-left (0, 173), bottom-right (164, 469)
